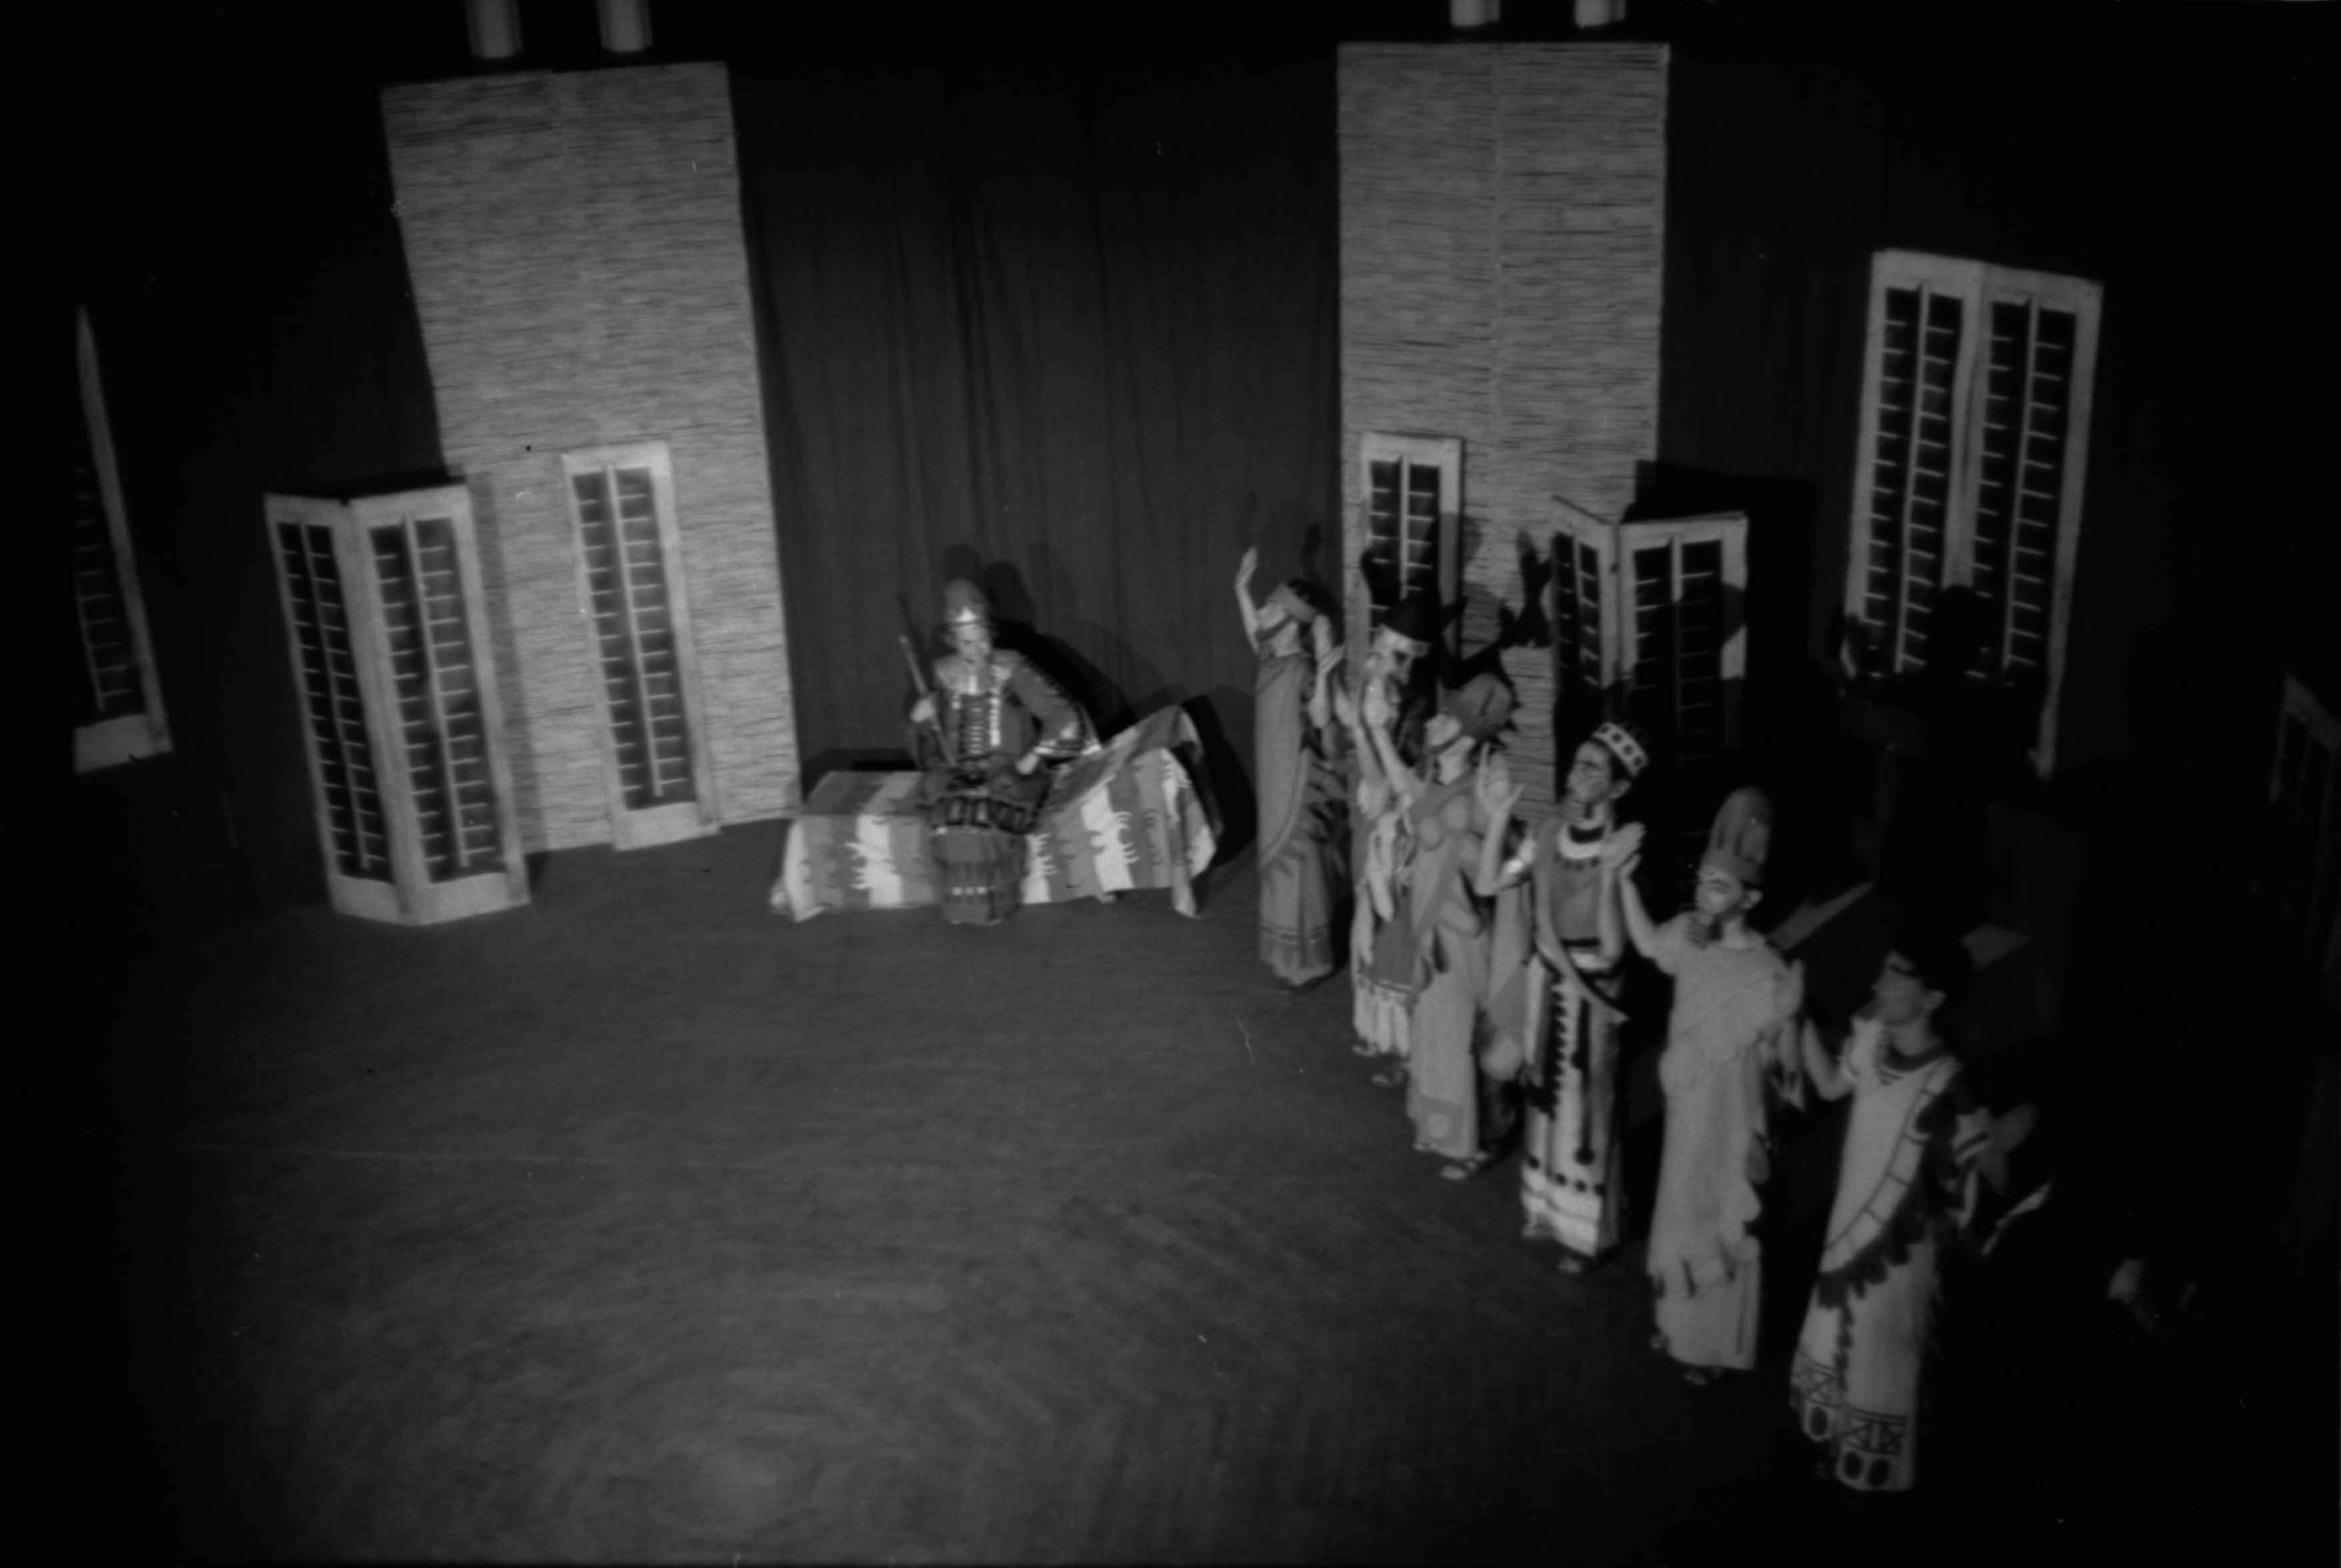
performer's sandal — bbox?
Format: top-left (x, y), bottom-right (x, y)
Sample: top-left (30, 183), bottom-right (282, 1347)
top-left (1370, 1067), bottom-right (1408, 1089)
top-left (1440, 1152), bottom-right (1494, 1181)
top-left (1680, 1366), bottom-right (1724, 1387)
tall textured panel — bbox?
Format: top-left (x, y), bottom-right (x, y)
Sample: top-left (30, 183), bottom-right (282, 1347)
top-left (1339, 44), bottom-right (1667, 805)
top-left (381, 65), bottom-right (797, 851)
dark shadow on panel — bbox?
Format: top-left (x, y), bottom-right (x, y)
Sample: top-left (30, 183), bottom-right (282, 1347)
top-left (801, 748), bottom-right (917, 789)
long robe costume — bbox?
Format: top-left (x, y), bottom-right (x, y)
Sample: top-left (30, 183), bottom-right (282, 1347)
top-left (1398, 773), bottom-right (1528, 1159)
top-left (1254, 641), bottom-right (1347, 985)
top-left (1349, 696), bottom-right (1427, 1058)
top-left (1645, 915), bottom-right (1797, 1371)
top-left (1518, 815), bottom-right (1630, 1260)
top-left (916, 648), bottom-right (1092, 924)
top-left (1790, 1017), bottom-right (1989, 1492)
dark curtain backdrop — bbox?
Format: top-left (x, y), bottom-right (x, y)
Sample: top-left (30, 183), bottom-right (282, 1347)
top-left (733, 60), bottom-right (1340, 837)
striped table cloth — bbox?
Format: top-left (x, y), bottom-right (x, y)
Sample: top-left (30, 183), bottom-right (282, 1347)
top-left (770, 707), bottom-right (1218, 920)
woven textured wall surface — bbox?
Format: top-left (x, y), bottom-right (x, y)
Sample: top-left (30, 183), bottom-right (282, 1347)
top-left (382, 65), bottom-right (796, 851)
top-left (1338, 43), bottom-right (1667, 805)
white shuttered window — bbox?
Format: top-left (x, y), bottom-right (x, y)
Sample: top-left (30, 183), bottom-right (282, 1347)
top-left (1847, 250), bottom-right (2102, 773)
top-left (561, 441), bottom-right (719, 849)
top-left (264, 487), bottom-right (529, 925)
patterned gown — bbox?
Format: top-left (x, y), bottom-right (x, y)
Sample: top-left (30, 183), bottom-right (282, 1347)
top-left (1348, 696), bottom-right (1426, 1058)
top-left (1790, 1017), bottom-right (1989, 1492)
top-left (1254, 642), bottom-right (1347, 985)
top-left (1519, 816), bottom-right (1630, 1261)
top-left (1397, 773), bottom-right (1528, 1159)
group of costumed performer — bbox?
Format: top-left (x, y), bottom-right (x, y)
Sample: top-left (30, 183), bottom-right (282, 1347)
top-left (906, 579), bottom-right (1095, 926)
top-left (1234, 550), bottom-right (1350, 989)
top-left (1319, 630), bottom-right (2024, 1491)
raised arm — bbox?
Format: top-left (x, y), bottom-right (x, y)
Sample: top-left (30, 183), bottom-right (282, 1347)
top-left (1601, 824), bottom-right (1659, 960)
top-left (1368, 706), bottom-right (1423, 811)
top-left (1800, 1017), bottom-right (1853, 1101)
top-left (1233, 548), bottom-right (1263, 645)
top-left (1306, 617), bottom-right (1339, 733)
top-left (1471, 756), bottom-right (1528, 897)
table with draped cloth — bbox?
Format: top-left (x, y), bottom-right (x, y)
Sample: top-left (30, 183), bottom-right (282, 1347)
top-left (770, 707), bottom-right (1217, 919)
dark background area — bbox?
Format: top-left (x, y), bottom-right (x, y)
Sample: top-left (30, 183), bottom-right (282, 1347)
top-left (62, 2), bottom-right (2335, 1541)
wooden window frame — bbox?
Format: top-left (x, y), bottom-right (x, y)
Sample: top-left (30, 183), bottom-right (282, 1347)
top-left (560, 440), bottom-right (720, 849)
top-left (1844, 249), bottom-right (2102, 776)
top-left (74, 307), bottom-right (171, 773)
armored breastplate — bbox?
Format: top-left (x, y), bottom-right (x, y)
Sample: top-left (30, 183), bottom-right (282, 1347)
top-left (953, 689), bottom-right (999, 758)
top-left (939, 655), bottom-right (1009, 757)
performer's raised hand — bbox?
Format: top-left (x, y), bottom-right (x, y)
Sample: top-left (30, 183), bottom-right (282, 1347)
top-left (1475, 751), bottom-right (1524, 821)
top-left (1311, 618), bottom-right (1341, 677)
top-left (1361, 677), bottom-right (1392, 731)
top-left (1236, 547), bottom-right (1259, 590)
top-left (909, 694), bottom-right (937, 726)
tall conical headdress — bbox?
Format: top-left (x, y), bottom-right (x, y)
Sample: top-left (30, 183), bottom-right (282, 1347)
top-left (1701, 786), bottom-right (1773, 887)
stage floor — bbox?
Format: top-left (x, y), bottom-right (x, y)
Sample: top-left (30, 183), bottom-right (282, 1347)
top-left (90, 825), bottom-right (2312, 1561)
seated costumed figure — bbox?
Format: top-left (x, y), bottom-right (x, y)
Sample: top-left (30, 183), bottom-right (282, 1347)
top-left (909, 579), bottom-right (1095, 925)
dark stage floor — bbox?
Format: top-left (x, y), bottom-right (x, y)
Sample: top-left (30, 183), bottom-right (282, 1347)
top-left (91, 825), bottom-right (2320, 1563)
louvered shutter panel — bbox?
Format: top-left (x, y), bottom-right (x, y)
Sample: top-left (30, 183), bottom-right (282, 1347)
top-left (352, 488), bottom-right (529, 918)
top-left (1850, 259), bottom-right (1976, 677)
top-left (73, 405), bottom-right (142, 723)
top-left (264, 489), bottom-right (528, 924)
top-left (73, 307), bottom-right (169, 773)
top-left (1969, 275), bottom-right (2100, 765)
top-left (1550, 509), bottom-right (1616, 713)
top-left (267, 495), bottom-right (402, 921)
top-left (561, 441), bottom-right (719, 849)
top-left (1366, 457), bottom-right (1404, 617)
